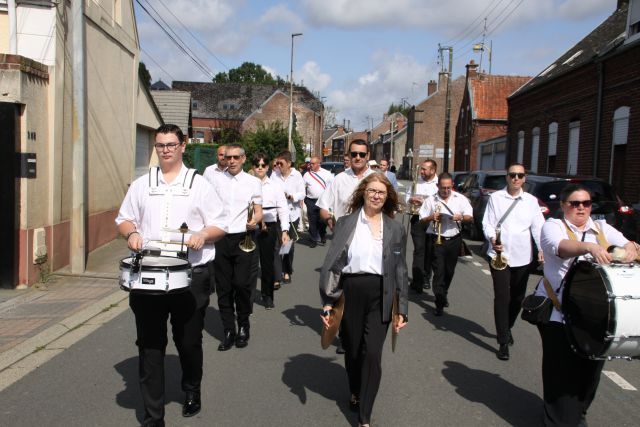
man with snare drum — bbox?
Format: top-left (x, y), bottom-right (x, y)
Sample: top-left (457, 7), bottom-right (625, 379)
top-left (116, 124), bottom-right (227, 426)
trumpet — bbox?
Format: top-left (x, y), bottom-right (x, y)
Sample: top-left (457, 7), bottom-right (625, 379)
top-left (407, 165), bottom-right (421, 215)
top-left (490, 225), bottom-right (507, 270)
top-left (239, 202), bottom-right (257, 252)
top-left (434, 204), bottom-right (442, 246)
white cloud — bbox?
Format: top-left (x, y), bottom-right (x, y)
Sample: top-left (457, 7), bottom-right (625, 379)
top-left (298, 61), bottom-right (331, 91)
top-left (258, 4), bottom-right (305, 42)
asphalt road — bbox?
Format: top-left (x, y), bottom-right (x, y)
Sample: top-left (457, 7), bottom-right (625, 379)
top-left (1, 225), bottom-right (639, 426)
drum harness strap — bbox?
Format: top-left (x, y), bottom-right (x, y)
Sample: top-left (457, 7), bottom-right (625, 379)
top-left (543, 220), bottom-right (608, 310)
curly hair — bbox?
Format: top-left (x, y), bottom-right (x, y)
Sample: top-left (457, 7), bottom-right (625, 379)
top-left (347, 173), bottom-right (399, 217)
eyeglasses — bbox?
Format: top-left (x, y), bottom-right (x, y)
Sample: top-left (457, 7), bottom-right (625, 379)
top-left (154, 142), bottom-right (181, 151)
top-left (253, 163), bottom-right (267, 168)
top-left (365, 188), bottom-right (387, 198)
top-left (508, 172), bottom-right (526, 179)
top-left (224, 155), bottom-right (243, 160)
top-left (350, 151), bottom-right (367, 158)
top-left (566, 200), bottom-right (592, 208)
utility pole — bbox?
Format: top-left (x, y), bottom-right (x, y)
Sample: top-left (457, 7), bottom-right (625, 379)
top-left (439, 44), bottom-right (453, 172)
top-left (390, 117), bottom-right (395, 166)
top-left (288, 33), bottom-right (302, 162)
top-left (71, 0), bottom-right (87, 273)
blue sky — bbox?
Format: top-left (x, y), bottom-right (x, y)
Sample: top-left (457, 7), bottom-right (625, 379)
top-left (136, 0), bottom-right (618, 129)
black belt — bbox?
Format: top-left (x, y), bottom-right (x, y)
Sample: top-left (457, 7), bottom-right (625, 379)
top-left (226, 232), bottom-right (249, 238)
top-left (305, 197), bottom-right (318, 201)
top-left (428, 233), bottom-right (460, 241)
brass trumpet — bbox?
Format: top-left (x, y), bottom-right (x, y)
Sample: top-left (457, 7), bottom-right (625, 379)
top-left (434, 204), bottom-right (443, 245)
top-left (240, 202), bottom-right (257, 252)
top-left (490, 225), bottom-right (507, 270)
top-left (408, 165), bottom-right (421, 215)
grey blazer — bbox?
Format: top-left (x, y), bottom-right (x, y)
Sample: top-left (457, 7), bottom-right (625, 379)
top-left (319, 210), bottom-right (409, 322)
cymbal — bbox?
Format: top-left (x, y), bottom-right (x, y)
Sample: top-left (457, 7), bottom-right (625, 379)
top-left (161, 227), bottom-right (197, 234)
top-left (321, 294), bottom-right (345, 350)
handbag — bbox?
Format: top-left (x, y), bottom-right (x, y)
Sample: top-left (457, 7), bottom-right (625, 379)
top-left (520, 277), bottom-right (561, 325)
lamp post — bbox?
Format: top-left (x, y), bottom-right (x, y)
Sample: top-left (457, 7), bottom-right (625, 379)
top-left (473, 41), bottom-right (492, 74)
top-left (288, 32), bottom-right (303, 161)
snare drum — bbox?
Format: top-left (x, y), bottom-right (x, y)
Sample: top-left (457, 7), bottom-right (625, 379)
top-left (562, 261), bottom-right (640, 360)
top-left (119, 255), bottom-right (191, 294)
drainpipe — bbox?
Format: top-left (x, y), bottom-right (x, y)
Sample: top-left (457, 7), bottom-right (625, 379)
top-left (8, 0), bottom-right (17, 54)
top-left (593, 62), bottom-right (603, 179)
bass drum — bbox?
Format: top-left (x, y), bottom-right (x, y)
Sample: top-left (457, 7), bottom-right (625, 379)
top-left (563, 261), bottom-right (640, 360)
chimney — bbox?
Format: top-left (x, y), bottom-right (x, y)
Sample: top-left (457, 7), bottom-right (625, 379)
top-left (466, 59), bottom-right (479, 80)
top-left (617, 0), bottom-right (629, 10)
top-left (427, 80), bottom-right (437, 96)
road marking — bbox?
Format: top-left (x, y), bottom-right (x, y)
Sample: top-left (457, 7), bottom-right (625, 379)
top-left (481, 269), bottom-right (491, 276)
top-left (472, 261), bottom-right (482, 267)
top-left (603, 370), bottom-right (637, 391)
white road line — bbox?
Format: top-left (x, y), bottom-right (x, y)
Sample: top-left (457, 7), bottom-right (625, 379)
top-left (481, 269), bottom-right (491, 276)
top-left (603, 370), bottom-right (637, 391)
top-left (472, 261), bottom-right (483, 267)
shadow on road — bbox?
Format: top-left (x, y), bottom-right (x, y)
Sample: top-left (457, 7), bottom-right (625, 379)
top-left (281, 353), bottom-right (355, 424)
top-left (204, 305), bottom-right (224, 342)
top-left (442, 361), bottom-right (542, 426)
top-left (114, 355), bottom-right (183, 423)
top-left (282, 304), bottom-right (324, 336)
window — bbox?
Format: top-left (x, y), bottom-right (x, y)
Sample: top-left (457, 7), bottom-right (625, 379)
top-left (195, 131), bottom-right (205, 139)
top-left (517, 131), bottom-right (524, 164)
top-left (628, 0), bottom-right (640, 39)
top-left (531, 127), bottom-right (540, 173)
top-left (547, 122), bottom-right (557, 172)
top-left (192, 101), bottom-right (199, 110)
top-left (612, 106), bottom-right (630, 146)
top-left (567, 121), bottom-right (580, 175)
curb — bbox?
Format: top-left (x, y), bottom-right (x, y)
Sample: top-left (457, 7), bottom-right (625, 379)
top-left (0, 289), bottom-right (129, 373)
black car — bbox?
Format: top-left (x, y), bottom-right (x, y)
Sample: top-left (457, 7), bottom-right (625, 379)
top-left (457, 171), bottom-right (508, 240)
top-left (320, 161), bottom-right (345, 175)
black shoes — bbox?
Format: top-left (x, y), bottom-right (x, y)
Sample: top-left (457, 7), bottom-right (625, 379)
top-left (410, 282), bottom-right (423, 294)
top-left (309, 240), bottom-right (317, 248)
top-left (142, 420), bottom-right (165, 427)
top-left (236, 326), bottom-right (250, 348)
top-left (423, 280), bottom-right (431, 290)
top-left (283, 275), bottom-right (292, 284)
top-left (497, 344), bottom-right (510, 360)
top-left (182, 391), bottom-right (201, 417)
top-left (218, 330), bottom-right (235, 351)
top-left (320, 238), bottom-right (326, 246)
top-left (264, 297), bottom-right (275, 310)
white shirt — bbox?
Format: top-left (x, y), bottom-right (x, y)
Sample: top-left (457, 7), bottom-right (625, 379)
top-left (415, 176), bottom-right (438, 197)
top-left (342, 209), bottom-right (384, 275)
top-left (272, 169), bottom-right (305, 222)
top-left (115, 164), bottom-right (227, 266)
top-left (536, 218), bottom-right (628, 323)
top-left (211, 171), bottom-right (263, 233)
top-left (260, 177), bottom-right (290, 231)
top-left (304, 168), bottom-right (334, 199)
top-left (317, 167), bottom-right (376, 219)
top-left (419, 192), bottom-right (473, 237)
top-left (384, 171), bottom-right (398, 190)
top-left (482, 188), bottom-right (545, 267)
top-left (202, 163), bottom-right (226, 183)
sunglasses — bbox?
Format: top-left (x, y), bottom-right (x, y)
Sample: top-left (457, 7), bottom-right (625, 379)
top-left (566, 200), bottom-right (592, 208)
top-left (275, 161), bottom-right (286, 166)
top-left (350, 151), bottom-right (367, 158)
top-left (508, 172), bottom-right (525, 179)
top-left (253, 163), bottom-right (267, 168)
top-left (225, 155), bottom-right (243, 160)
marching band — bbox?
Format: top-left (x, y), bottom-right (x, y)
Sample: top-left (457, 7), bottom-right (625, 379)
top-left (116, 125), bottom-right (640, 427)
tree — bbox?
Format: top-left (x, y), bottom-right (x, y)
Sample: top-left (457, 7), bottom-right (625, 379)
top-left (213, 62), bottom-right (285, 85)
top-left (241, 121), bottom-right (303, 167)
top-left (138, 61), bottom-right (152, 88)
top-left (387, 102), bottom-right (410, 118)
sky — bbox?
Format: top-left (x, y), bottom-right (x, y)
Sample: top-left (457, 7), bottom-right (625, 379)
top-left (135, 0), bottom-right (619, 130)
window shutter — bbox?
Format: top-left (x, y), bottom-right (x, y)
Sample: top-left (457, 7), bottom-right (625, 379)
top-left (548, 122), bottom-right (557, 156)
top-left (517, 131), bottom-right (524, 163)
top-left (613, 106), bottom-right (630, 146)
top-left (531, 127), bottom-right (540, 172)
top-left (567, 121), bottom-right (580, 175)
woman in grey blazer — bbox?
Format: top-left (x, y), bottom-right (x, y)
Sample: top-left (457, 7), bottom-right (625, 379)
top-left (319, 173), bottom-right (409, 427)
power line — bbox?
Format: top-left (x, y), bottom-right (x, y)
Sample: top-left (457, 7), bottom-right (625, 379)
top-left (135, 0), bottom-right (214, 79)
top-left (155, 0), bottom-right (228, 71)
top-left (141, 48), bottom-right (175, 82)
top-left (445, 0), bottom-right (503, 47)
top-left (485, 0), bottom-right (525, 38)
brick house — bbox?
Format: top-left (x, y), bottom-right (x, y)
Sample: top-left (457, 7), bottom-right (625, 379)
top-left (454, 61), bottom-right (530, 170)
top-left (172, 81), bottom-right (323, 157)
top-left (507, 0), bottom-right (640, 206)
top-left (370, 112), bottom-right (407, 167)
top-left (408, 73), bottom-right (466, 173)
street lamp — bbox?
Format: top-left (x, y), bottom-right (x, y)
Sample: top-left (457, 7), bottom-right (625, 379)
top-left (288, 32), bottom-right (303, 161)
top-left (473, 41), bottom-right (492, 74)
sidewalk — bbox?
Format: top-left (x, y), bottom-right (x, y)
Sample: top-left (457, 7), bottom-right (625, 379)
top-left (0, 239), bottom-right (130, 372)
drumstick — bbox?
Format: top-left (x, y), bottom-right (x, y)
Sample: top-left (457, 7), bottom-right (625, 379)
top-left (607, 245), bottom-right (640, 262)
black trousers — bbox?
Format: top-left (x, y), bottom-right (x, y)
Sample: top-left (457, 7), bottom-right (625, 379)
top-left (538, 322), bottom-right (604, 426)
top-left (342, 274), bottom-right (390, 425)
top-left (490, 264), bottom-right (530, 345)
top-left (410, 215), bottom-right (429, 286)
top-left (432, 234), bottom-right (461, 308)
top-left (304, 197), bottom-right (326, 242)
top-left (214, 233), bottom-right (259, 331)
top-left (281, 218), bottom-right (299, 276)
top-left (129, 263), bottom-right (212, 423)
top-left (257, 222), bottom-right (279, 299)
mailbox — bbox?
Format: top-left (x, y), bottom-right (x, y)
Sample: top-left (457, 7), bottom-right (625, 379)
top-left (17, 153), bottom-right (37, 179)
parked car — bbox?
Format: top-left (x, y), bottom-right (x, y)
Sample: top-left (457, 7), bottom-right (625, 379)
top-left (457, 171), bottom-right (508, 240)
top-left (320, 161), bottom-right (345, 175)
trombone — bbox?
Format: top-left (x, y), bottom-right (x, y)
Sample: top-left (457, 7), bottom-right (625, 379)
top-left (490, 225), bottom-right (507, 270)
top-left (239, 202), bottom-right (257, 252)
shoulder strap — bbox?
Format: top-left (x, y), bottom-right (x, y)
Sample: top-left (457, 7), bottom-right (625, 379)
top-left (149, 166), bottom-right (160, 187)
top-left (182, 168), bottom-right (197, 189)
top-left (497, 198), bottom-right (521, 227)
top-left (437, 196), bottom-right (462, 231)
top-left (543, 277), bottom-right (562, 311)
top-left (594, 222), bottom-right (610, 249)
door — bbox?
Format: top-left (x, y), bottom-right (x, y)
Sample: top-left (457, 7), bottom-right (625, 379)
top-left (0, 103), bottom-right (16, 288)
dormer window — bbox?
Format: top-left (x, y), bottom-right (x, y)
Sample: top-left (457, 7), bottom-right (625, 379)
top-left (627, 0), bottom-right (640, 41)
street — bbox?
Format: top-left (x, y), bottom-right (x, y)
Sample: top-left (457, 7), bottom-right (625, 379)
top-left (1, 229), bottom-right (639, 426)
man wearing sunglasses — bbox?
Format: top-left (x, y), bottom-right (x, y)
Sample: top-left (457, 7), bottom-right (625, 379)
top-left (304, 156), bottom-right (334, 247)
top-left (318, 140), bottom-right (375, 228)
top-left (208, 144), bottom-right (263, 351)
top-left (482, 163), bottom-right (545, 361)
